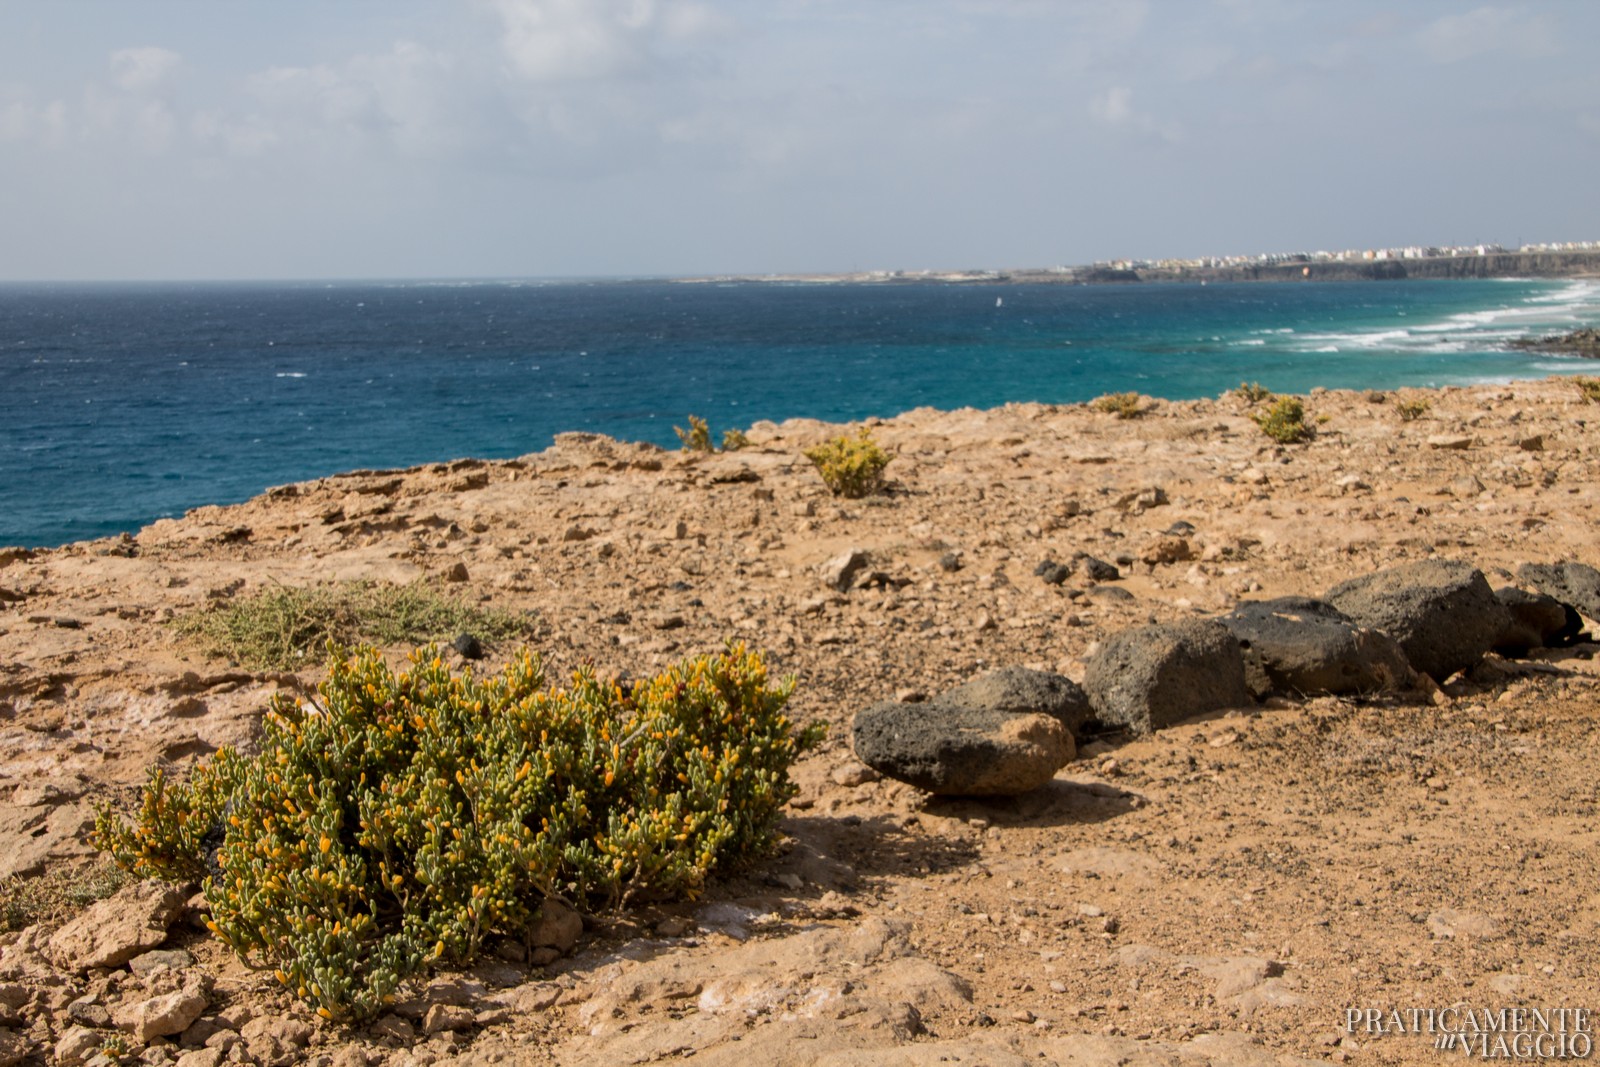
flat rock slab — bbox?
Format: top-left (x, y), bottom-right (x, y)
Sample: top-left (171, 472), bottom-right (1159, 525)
top-left (853, 701), bottom-right (1074, 795)
top-left (1518, 561), bottom-right (1600, 622)
top-left (49, 880), bottom-right (187, 972)
top-left (1221, 596), bottom-right (1414, 697)
top-left (1325, 559), bottom-right (1509, 682)
top-left (1083, 619), bottom-right (1252, 735)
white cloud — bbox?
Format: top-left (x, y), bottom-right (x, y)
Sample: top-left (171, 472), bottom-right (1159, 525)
top-left (486, 0), bottom-right (721, 83)
top-left (1418, 5), bottom-right (1558, 64)
top-left (109, 47), bottom-right (181, 93)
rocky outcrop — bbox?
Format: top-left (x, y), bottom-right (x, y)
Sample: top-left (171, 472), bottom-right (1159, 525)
top-left (1220, 597), bottom-right (1414, 697)
top-left (1084, 619), bottom-right (1253, 735)
top-left (1324, 561), bottom-right (1509, 682)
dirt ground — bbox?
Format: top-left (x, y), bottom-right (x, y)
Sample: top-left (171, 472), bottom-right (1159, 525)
top-left (3, 377), bottom-right (1598, 1066)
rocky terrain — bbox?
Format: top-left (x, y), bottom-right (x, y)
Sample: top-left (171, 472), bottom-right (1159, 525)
top-left (3, 377), bottom-right (1599, 1067)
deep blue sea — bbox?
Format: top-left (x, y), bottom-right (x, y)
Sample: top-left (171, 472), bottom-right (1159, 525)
top-left (3, 277), bottom-right (1598, 548)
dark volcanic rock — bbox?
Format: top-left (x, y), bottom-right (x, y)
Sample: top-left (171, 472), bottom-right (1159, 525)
top-left (1034, 559), bottom-right (1071, 585)
top-left (1083, 619), bottom-right (1252, 736)
top-left (852, 668), bottom-right (1087, 795)
top-left (1494, 587), bottom-right (1585, 655)
top-left (1220, 596), bottom-right (1415, 697)
top-left (452, 633), bottom-right (485, 660)
top-left (940, 666), bottom-right (1094, 736)
top-left (1324, 560), bottom-right (1509, 682)
top-left (1517, 562), bottom-right (1600, 623)
top-left (1079, 555), bottom-right (1120, 582)
top-left (853, 702), bottom-right (1074, 796)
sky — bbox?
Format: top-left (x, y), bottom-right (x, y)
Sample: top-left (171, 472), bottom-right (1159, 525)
top-left (1, 0), bottom-right (1597, 281)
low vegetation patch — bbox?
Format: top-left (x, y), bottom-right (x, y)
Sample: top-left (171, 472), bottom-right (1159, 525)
top-left (674, 414), bottom-right (715, 452)
top-left (1575, 376), bottom-right (1600, 404)
top-left (94, 642), bottom-right (823, 1021)
top-left (173, 580), bottom-right (530, 670)
top-left (1092, 392), bottom-right (1145, 419)
top-left (804, 427), bottom-right (892, 498)
top-left (1253, 395), bottom-right (1312, 444)
top-left (1395, 397), bottom-right (1431, 421)
top-left (0, 856), bottom-right (132, 933)
top-left (1233, 381), bottom-right (1272, 403)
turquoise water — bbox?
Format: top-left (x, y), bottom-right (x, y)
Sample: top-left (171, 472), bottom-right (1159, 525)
top-left (2, 277), bottom-right (1596, 548)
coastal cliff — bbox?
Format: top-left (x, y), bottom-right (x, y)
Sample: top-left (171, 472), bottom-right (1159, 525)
top-left (3, 378), bottom-right (1598, 1066)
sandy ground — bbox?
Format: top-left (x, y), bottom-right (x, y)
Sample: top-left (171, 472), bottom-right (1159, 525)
top-left (3, 377), bottom-right (1599, 1066)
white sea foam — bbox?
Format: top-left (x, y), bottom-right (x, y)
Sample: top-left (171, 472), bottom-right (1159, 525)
top-left (276, 372), bottom-right (307, 378)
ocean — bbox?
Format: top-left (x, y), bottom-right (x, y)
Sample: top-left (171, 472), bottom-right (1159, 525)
top-left (2, 276), bottom-right (1597, 549)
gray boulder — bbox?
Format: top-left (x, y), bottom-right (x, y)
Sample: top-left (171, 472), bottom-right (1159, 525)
top-left (1493, 587), bottom-right (1584, 656)
top-left (1517, 561), bottom-right (1600, 622)
top-left (1324, 560), bottom-right (1509, 682)
top-left (1084, 619), bottom-right (1252, 736)
top-left (1220, 597), bottom-right (1415, 697)
top-left (853, 668), bottom-right (1086, 795)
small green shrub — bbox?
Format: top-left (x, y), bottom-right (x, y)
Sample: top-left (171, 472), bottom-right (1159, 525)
top-left (1233, 381), bottom-right (1272, 403)
top-left (1395, 397), bottom-right (1430, 421)
top-left (94, 642), bottom-right (822, 1021)
top-left (803, 428), bottom-right (892, 498)
top-left (173, 581), bottom-right (529, 670)
top-left (1575, 377), bottom-right (1600, 404)
top-left (1092, 392), bottom-right (1145, 419)
top-left (1253, 395), bottom-right (1311, 444)
top-left (720, 428), bottom-right (751, 452)
top-left (674, 415), bottom-right (714, 452)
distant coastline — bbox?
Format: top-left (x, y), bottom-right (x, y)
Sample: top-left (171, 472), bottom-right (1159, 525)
top-left (680, 249), bottom-right (1600, 287)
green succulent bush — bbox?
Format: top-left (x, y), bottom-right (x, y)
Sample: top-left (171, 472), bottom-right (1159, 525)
top-left (95, 642), bottom-right (822, 1021)
top-left (803, 428), bottom-right (892, 498)
top-left (1575, 377), bottom-right (1600, 404)
top-left (1252, 395), bottom-right (1312, 444)
top-left (1233, 381), bottom-right (1272, 404)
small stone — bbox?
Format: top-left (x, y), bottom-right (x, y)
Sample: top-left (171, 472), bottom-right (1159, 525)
top-left (421, 1004), bottom-right (474, 1035)
top-left (1012, 1009), bottom-right (1036, 1023)
top-left (938, 552), bottom-right (963, 572)
top-left (894, 688), bottom-right (927, 703)
top-left (1076, 904), bottom-right (1103, 918)
top-left (831, 761), bottom-right (880, 787)
top-left (1080, 556), bottom-right (1120, 581)
top-left (1427, 434), bottom-right (1473, 451)
top-left (55, 1027), bottom-right (103, 1067)
top-left (451, 633), bottom-right (484, 660)
top-left (510, 982), bottom-right (563, 1013)
top-left (367, 1016), bottom-right (415, 1044)
top-left (442, 561), bottom-right (470, 582)
top-left (1427, 909), bottom-right (1500, 939)
top-left (530, 899), bottom-right (583, 954)
top-left (821, 549), bottom-right (869, 591)
top-left (1048, 981), bottom-right (1067, 994)
top-left (173, 1052), bottom-right (223, 1067)
top-left (1517, 434), bottom-right (1544, 452)
top-left (654, 917), bottom-right (693, 939)
top-left (129, 948), bottom-right (195, 975)
top-left (114, 986), bottom-right (209, 1042)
